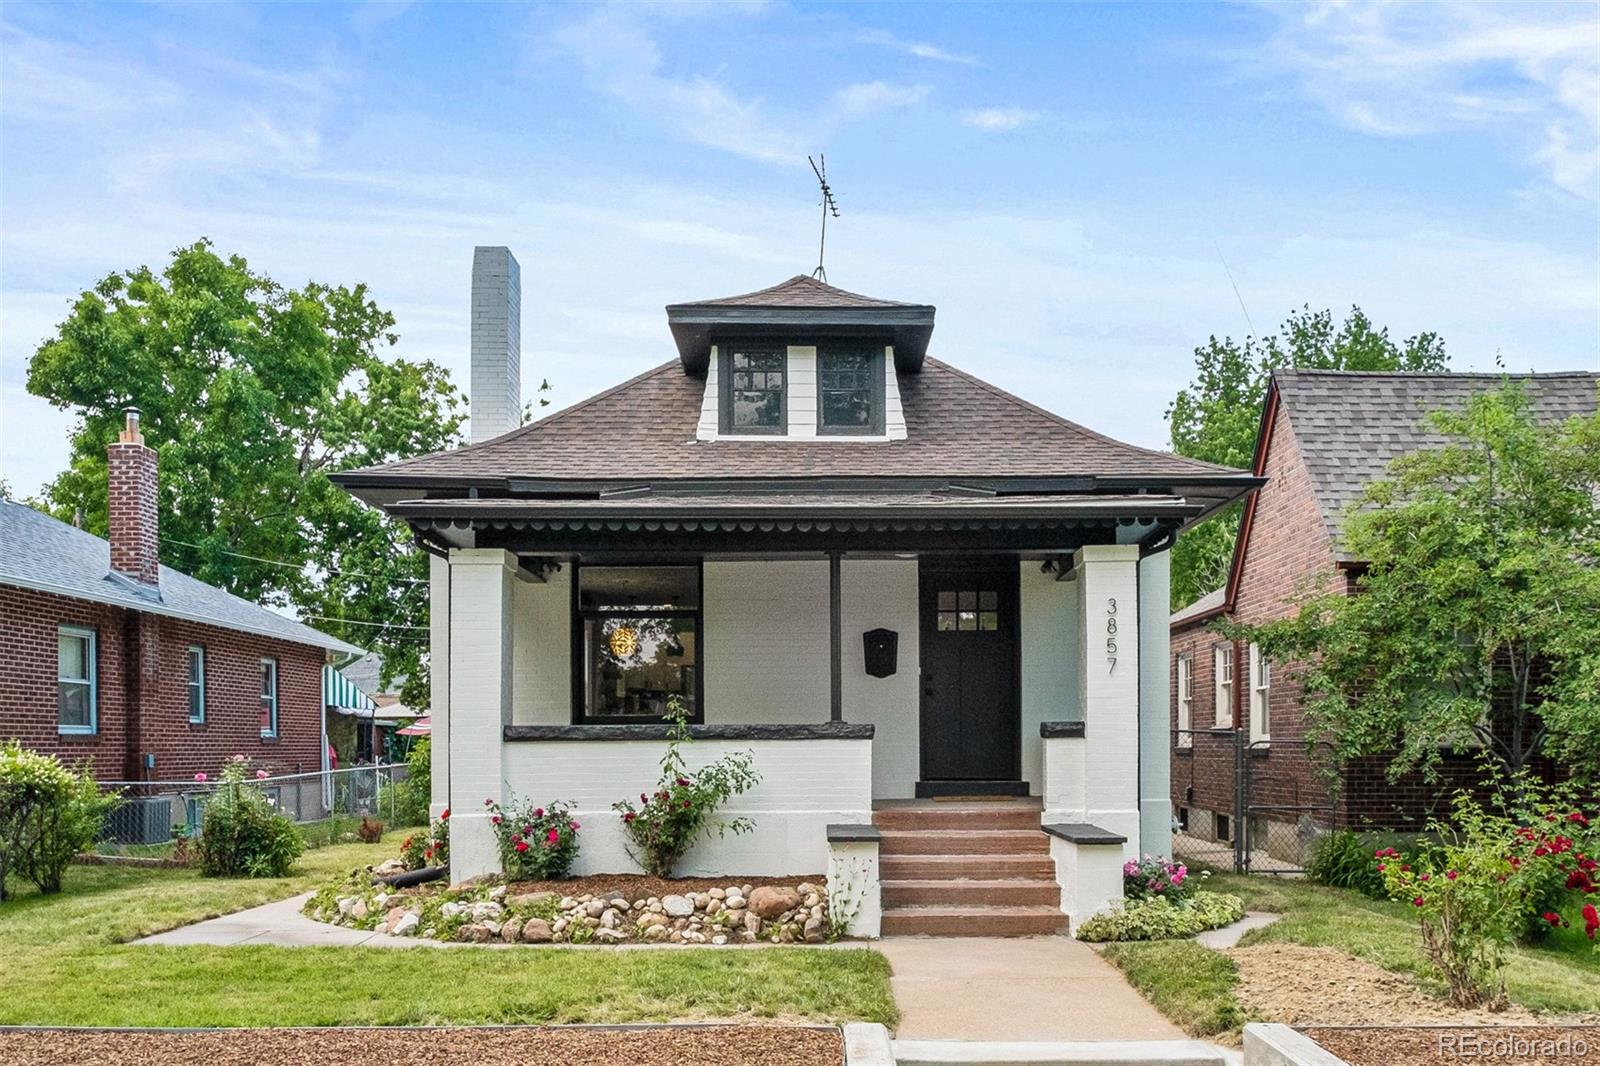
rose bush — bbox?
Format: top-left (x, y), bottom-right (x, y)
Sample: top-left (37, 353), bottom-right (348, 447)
top-left (400, 807), bottom-right (449, 871)
top-left (487, 796), bottom-right (580, 880)
top-left (193, 756), bottom-right (303, 878)
top-left (1376, 783), bottom-right (1598, 1009)
top-left (612, 700), bottom-right (760, 878)
top-left (1123, 854), bottom-right (1196, 902)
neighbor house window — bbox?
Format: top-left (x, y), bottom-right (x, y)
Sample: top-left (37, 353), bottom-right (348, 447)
top-left (577, 565), bottom-right (699, 722)
top-left (719, 344), bottom-right (786, 434)
top-left (1249, 643), bottom-right (1271, 742)
top-left (58, 626), bottom-right (97, 735)
top-left (1176, 654), bottom-right (1193, 748)
top-left (187, 645), bottom-right (206, 723)
top-left (817, 346), bottom-right (884, 434)
top-left (259, 658), bottom-right (278, 737)
top-left (1213, 643), bottom-right (1234, 728)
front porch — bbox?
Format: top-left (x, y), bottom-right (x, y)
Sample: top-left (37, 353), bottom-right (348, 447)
top-left (427, 534), bottom-right (1175, 934)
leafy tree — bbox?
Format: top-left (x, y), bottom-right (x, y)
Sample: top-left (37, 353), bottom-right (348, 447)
top-left (1235, 383), bottom-right (1600, 781)
top-left (1166, 306), bottom-right (1448, 609)
top-left (26, 240), bottom-right (465, 707)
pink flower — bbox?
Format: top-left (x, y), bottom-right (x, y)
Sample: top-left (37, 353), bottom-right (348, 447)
top-left (1413, 897), bottom-right (1426, 907)
top-left (546, 828), bottom-right (559, 844)
top-left (623, 812), bottom-right (636, 823)
top-left (491, 815), bottom-right (502, 825)
top-left (485, 798), bottom-right (493, 807)
top-left (255, 769), bottom-right (268, 780)
top-left (569, 821), bottom-right (580, 831)
top-left (514, 840), bottom-right (529, 853)
top-left (194, 772), bottom-right (208, 782)
top-left (534, 808), bottom-right (544, 818)
top-left (1446, 870), bottom-right (1458, 880)
top-left (1377, 864), bottom-right (1386, 872)
top-left (232, 754), bottom-right (247, 763)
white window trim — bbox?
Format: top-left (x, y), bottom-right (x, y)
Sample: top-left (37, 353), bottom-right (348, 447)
top-left (260, 657), bottom-right (278, 738)
top-left (58, 625), bottom-right (97, 735)
top-left (1176, 654), bottom-right (1193, 748)
top-left (1213, 643), bottom-right (1234, 728)
top-left (187, 644), bottom-right (206, 724)
top-left (1249, 643), bottom-right (1271, 743)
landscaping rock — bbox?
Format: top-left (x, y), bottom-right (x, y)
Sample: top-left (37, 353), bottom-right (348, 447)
top-left (803, 916), bottom-right (824, 942)
top-left (501, 917), bottom-right (523, 943)
top-left (637, 912), bottom-right (668, 930)
top-left (747, 886), bottom-right (801, 919)
top-left (382, 906), bottom-right (409, 933)
top-left (744, 912), bottom-right (763, 936)
top-left (508, 890), bottom-right (557, 910)
top-left (600, 907), bottom-right (620, 929)
top-left (391, 912), bottom-right (419, 937)
top-left (470, 900), bottom-right (504, 922)
top-left (595, 928), bottom-right (626, 943)
top-left (351, 898), bottom-right (369, 920)
top-left (456, 923), bottom-right (492, 943)
top-left (662, 894), bottom-right (694, 918)
top-left (584, 899), bottom-right (605, 918)
top-left (643, 923), bottom-right (668, 941)
top-left (520, 918), bottom-right (553, 943)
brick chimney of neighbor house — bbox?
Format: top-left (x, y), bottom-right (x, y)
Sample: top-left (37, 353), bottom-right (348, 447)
top-left (107, 407), bottom-right (160, 587)
top-left (470, 245), bottom-right (522, 444)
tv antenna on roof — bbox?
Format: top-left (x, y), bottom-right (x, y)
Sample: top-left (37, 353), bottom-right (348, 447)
top-left (808, 154), bottom-right (840, 283)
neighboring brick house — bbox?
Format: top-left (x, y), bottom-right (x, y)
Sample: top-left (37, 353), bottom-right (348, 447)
top-left (0, 411), bottom-right (361, 783)
top-left (1171, 370), bottom-right (1599, 855)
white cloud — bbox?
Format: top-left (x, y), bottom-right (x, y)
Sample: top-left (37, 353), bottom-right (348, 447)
top-left (858, 28), bottom-right (977, 66)
top-left (544, 4), bottom-right (928, 165)
top-left (1244, 1), bottom-right (1600, 200)
top-left (960, 107), bottom-right (1042, 131)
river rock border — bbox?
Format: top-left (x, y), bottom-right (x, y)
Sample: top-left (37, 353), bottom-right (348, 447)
top-left (305, 876), bottom-right (831, 945)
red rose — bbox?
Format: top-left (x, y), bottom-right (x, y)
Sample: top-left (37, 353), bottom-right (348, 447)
top-left (491, 815), bottom-right (502, 825)
top-left (1543, 912), bottom-right (1564, 927)
top-left (515, 840), bottom-right (529, 853)
top-left (1568, 812), bottom-right (1590, 827)
top-left (1413, 897), bottom-right (1425, 907)
top-left (1583, 903), bottom-right (1599, 940)
top-left (546, 828), bottom-right (559, 844)
top-left (623, 812), bottom-right (636, 823)
top-left (1446, 870), bottom-right (1458, 880)
top-left (440, 808), bottom-right (450, 820)
top-left (535, 808), bottom-right (544, 818)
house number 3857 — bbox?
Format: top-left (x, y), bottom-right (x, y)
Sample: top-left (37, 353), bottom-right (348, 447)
top-left (1105, 597), bottom-right (1119, 674)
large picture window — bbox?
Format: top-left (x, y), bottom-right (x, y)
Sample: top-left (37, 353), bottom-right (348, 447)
top-left (719, 344), bottom-right (786, 434)
top-left (818, 346), bottom-right (884, 434)
top-left (577, 565), bottom-right (700, 722)
top-left (58, 626), bottom-right (97, 735)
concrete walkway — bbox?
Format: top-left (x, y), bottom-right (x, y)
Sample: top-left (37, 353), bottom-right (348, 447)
top-left (136, 893), bottom-right (458, 948)
top-left (876, 936), bottom-right (1187, 1043)
top-left (1194, 911), bottom-right (1280, 950)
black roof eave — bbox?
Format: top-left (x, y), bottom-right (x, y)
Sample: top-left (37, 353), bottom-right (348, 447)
top-left (665, 305), bottom-right (936, 375)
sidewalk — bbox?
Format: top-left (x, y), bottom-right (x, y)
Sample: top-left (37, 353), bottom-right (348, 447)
top-left (876, 936), bottom-right (1188, 1042)
top-left (136, 893), bottom-right (456, 948)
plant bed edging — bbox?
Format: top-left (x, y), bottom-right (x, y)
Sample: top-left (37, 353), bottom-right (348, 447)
top-left (1242, 1023), bottom-right (1349, 1066)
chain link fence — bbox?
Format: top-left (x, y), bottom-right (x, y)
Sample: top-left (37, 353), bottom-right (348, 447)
top-left (94, 763), bottom-right (411, 856)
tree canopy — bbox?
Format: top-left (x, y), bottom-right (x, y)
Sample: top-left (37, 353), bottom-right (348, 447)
top-left (1166, 306), bottom-right (1448, 609)
top-left (1235, 383), bottom-right (1600, 781)
top-left (27, 240), bottom-right (466, 707)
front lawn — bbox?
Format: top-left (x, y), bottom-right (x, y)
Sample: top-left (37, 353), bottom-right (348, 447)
top-left (0, 835), bottom-right (898, 1028)
top-left (1101, 870), bottom-right (1600, 1042)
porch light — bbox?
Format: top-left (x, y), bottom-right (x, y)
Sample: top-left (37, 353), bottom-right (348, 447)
top-left (608, 625), bottom-right (640, 658)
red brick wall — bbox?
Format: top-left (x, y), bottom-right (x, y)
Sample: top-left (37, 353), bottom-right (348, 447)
top-left (107, 438), bottom-right (160, 586)
top-left (0, 584), bottom-right (325, 782)
top-left (1170, 618), bottom-right (1238, 823)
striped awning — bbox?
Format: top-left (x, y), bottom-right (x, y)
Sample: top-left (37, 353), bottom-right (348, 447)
top-left (323, 665), bottom-right (378, 715)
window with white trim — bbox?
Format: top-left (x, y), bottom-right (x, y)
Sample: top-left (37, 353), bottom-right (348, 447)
top-left (1176, 654), bottom-right (1193, 748)
top-left (1213, 643), bottom-right (1234, 728)
top-left (259, 658), bottom-right (278, 737)
top-left (1249, 643), bottom-right (1271, 742)
top-left (58, 626), bottom-right (97, 734)
top-left (187, 645), bottom-right (206, 723)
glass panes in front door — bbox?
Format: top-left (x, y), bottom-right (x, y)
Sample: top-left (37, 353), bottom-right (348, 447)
top-left (935, 589), bottom-right (999, 632)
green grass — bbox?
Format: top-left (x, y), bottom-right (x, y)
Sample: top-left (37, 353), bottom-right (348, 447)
top-left (0, 835), bottom-right (898, 1028)
top-left (1100, 940), bottom-right (1248, 1037)
top-left (1205, 870), bottom-right (1600, 1015)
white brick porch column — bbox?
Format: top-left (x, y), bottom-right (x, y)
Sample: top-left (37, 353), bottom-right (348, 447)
top-left (428, 551), bottom-right (450, 819)
top-left (446, 548), bottom-right (516, 881)
top-left (1075, 544), bottom-right (1141, 858)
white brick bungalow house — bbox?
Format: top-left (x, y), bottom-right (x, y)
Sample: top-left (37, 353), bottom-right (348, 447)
top-left (334, 249), bottom-right (1257, 936)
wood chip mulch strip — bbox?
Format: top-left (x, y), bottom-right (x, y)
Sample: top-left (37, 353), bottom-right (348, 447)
top-left (2, 1025), bottom-right (843, 1066)
top-left (1305, 1026), bottom-right (1600, 1065)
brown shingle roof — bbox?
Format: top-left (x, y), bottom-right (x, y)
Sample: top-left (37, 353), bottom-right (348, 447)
top-left (670, 275), bottom-right (918, 310)
top-left (1274, 370), bottom-right (1600, 550)
top-left (347, 357), bottom-right (1234, 483)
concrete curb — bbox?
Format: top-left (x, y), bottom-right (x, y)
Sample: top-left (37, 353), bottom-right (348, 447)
top-left (1242, 1024), bottom-right (1349, 1066)
top-left (890, 1038), bottom-right (1237, 1065)
top-left (845, 1023), bottom-right (897, 1065)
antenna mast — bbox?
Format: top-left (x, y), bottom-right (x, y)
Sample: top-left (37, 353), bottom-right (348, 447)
top-left (808, 154), bottom-right (840, 283)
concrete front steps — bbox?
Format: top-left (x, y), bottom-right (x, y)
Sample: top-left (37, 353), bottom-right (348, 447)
top-left (875, 800), bottom-right (1067, 937)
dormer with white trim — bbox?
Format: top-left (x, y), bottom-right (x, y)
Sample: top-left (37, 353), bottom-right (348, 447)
top-left (668, 276), bottom-right (932, 443)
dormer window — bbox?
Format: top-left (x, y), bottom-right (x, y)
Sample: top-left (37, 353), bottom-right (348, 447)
top-left (818, 346), bottom-right (885, 435)
top-left (719, 344), bottom-right (787, 435)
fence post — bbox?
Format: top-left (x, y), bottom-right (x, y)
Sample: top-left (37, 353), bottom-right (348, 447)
top-left (1232, 728), bottom-right (1246, 874)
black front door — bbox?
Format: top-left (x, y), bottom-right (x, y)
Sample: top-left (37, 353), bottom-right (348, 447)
top-left (918, 560), bottom-right (1020, 786)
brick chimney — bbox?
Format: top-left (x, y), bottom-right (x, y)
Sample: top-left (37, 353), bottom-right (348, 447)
top-left (107, 407), bottom-right (160, 587)
top-left (470, 246), bottom-right (522, 443)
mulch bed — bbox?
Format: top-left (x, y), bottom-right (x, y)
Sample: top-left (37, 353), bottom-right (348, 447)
top-left (503, 873), bottom-right (825, 902)
top-left (3, 1025), bottom-right (843, 1066)
top-left (1306, 1026), bottom-right (1600, 1064)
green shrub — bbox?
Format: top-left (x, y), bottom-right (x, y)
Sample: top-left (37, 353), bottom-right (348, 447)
top-left (0, 742), bottom-right (119, 898)
top-left (193, 758), bottom-right (304, 878)
top-left (378, 739), bottom-right (431, 827)
top-left (1309, 828), bottom-right (1424, 898)
top-left (1075, 891), bottom-right (1246, 943)
top-left (488, 796), bottom-right (580, 880)
top-left (612, 701), bottom-right (759, 878)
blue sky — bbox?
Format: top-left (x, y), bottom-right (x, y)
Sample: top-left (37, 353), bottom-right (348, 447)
top-left (3, 1), bottom-right (1597, 497)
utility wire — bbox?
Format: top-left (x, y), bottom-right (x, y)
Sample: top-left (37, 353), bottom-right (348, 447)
top-left (1214, 242), bottom-right (1257, 343)
top-left (161, 536), bottom-right (427, 584)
